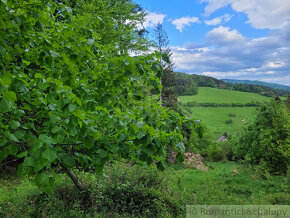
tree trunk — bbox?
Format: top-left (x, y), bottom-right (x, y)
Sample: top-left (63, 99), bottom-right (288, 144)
top-left (62, 165), bottom-right (94, 213)
top-left (62, 166), bottom-right (87, 191)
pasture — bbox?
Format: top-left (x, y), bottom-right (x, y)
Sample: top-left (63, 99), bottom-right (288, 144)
top-left (179, 87), bottom-right (271, 104)
top-left (179, 87), bottom-right (272, 138)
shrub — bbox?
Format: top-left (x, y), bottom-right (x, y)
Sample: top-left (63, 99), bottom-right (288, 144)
top-left (205, 143), bottom-right (225, 162)
top-left (265, 193), bottom-right (290, 205)
top-left (94, 163), bottom-right (181, 217)
top-left (225, 119), bottom-right (233, 124)
top-left (229, 113), bottom-right (236, 117)
top-left (220, 138), bottom-right (235, 161)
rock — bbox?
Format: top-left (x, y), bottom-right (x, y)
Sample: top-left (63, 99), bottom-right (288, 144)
top-left (217, 132), bottom-right (228, 142)
top-left (167, 152), bottom-right (208, 171)
top-left (232, 169), bottom-right (238, 176)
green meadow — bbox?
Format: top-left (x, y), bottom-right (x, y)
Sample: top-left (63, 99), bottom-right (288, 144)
top-left (189, 107), bottom-right (257, 138)
top-left (179, 87), bottom-right (272, 138)
top-left (179, 87), bottom-right (271, 104)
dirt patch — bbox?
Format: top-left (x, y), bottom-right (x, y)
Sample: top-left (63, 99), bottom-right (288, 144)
top-left (167, 152), bottom-right (208, 171)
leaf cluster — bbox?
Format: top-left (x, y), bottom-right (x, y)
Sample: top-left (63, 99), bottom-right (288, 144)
top-left (0, 0), bottom-right (188, 189)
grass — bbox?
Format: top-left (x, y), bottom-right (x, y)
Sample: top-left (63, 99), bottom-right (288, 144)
top-left (167, 162), bottom-right (289, 205)
top-left (178, 87), bottom-right (273, 138)
top-left (189, 107), bottom-right (257, 138)
top-left (179, 87), bottom-right (271, 104)
top-left (0, 162), bottom-right (288, 217)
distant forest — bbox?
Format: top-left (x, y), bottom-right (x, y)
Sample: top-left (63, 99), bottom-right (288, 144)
top-left (222, 79), bottom-right (290, 91)
top-left (175, 72), bottom-right (290, 97)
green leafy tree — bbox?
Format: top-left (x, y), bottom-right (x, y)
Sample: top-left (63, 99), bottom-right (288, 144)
top-left (234, 100), bottom-right (290, 174)
top-left (0, 0), bottom-right (187, 197)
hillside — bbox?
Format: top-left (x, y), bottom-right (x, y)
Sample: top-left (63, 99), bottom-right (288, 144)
top-left (222, 79), bottom-right (290, 91)
top-left (179, 87), bottom-right (270, 104)
top-left (175, 72), bottom-right (290, 97)
top-left (179, 87), bottom-right (272, 138)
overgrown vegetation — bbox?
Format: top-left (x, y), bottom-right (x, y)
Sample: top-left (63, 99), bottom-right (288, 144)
top-left (1, 162), bottom-right (289, 217)
top-left (234, 100), bottom-right (290, 175)
top-left (0, 163), bottom-right (181, 217)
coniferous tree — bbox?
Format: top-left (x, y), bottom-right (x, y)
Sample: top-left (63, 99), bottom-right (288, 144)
top-left (153, 22), bottom-right (178, 109)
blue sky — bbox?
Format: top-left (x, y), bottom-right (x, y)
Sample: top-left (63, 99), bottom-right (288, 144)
top-left (134, 0), bottom-right (290, 86)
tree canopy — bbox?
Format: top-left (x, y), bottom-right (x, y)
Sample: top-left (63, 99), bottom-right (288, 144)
top-left (0, 0), bottom-right (189, 191)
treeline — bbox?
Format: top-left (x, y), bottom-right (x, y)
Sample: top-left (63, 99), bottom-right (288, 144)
top-left (175, 72), bottom-right (198, 96)
top-left (175, 72), bottom-right (290, 97)
top-left (184, 101), bottom-right (262, 107)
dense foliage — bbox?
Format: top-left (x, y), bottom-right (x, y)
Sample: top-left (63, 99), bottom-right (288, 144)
top-left (234, 100), bottom-right (290, 174)
top-left (0, 0), bottom-right (189, 191)
top-left (175, 72), bottom-right (198, 96)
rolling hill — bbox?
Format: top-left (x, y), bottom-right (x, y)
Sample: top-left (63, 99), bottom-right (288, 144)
top-left (222, 79), bottom-right (290, 91)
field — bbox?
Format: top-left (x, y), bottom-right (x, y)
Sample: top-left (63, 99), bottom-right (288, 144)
top-left (179, 87), bottom-right (272, 138)
top-left (189, 107), bottom-right (257, 137)
top-left (179, 87), bottom-right (271, 104)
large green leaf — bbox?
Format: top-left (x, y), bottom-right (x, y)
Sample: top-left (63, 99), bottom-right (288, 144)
top-left (0, 98), bottom-right (10, 112)
top-left (42, 147), bottom-right (58, 163)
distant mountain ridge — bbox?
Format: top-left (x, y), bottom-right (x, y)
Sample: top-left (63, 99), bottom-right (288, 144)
top-left (222, 79), bottom-right (290, 91)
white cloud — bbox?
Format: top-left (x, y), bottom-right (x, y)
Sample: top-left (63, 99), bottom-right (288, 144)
top-left (263, 61), bottom-right (286, 68)
top-left (203, 71), bottom-right (249, 77)
top-left (171, 25), bottom-right (290, 86)
top-left (200, 0), bottom-right (290, 29)
top-left (142, 12), bottom-right (167, 28)
top-left (260, 75), bottom-right (290, 84)
top-left (206, 26), bottom-right (245, 45)
top-left (200, 0), bottom-right (230, 16)
top-left (205, 14), bottom-right (232, 25)
top-left (172, 16), bottom-right (199, 32)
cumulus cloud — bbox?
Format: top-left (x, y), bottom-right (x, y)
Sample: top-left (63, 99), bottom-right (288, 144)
top-left (171, 25), bottom-right (290, 85)
top-left (205, 26), bottom-right (245, 45)
top-left (200, 0), bottom-right (290, 29)
top-left (172, 16), bottom-right (199, 32)
top-left (142, 11), bottom-right (167, 28)
top-left (205, 14), bottom-right (232, 25)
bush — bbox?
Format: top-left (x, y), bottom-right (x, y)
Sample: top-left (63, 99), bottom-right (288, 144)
top-left (205, 143), bottom-right (225, 162)
top-left (265, 193), bottom-right (290, 205)
top-left (225, 119), bottom-right (233, 124)
top-left (187, 129), bottom-right (212, 153)
top-left (94, 163), bottom-right (181, 217)
top-left (255, 160), bottom-right (271, 180)
top-left (220, 138), bottom-right (235, 161)
top-left (229, 113), bottom-right (236, 117)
